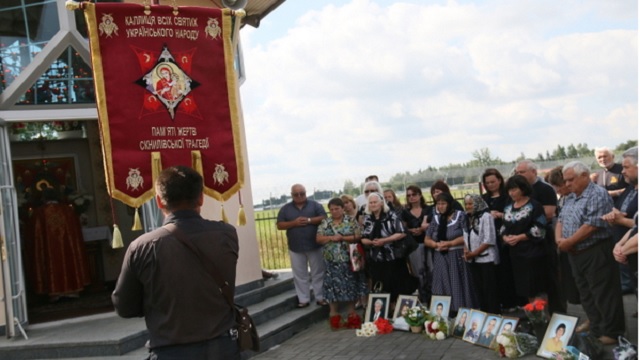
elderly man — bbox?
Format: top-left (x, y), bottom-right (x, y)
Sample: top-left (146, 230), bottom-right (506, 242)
top-left (277, 184), bottom-right (327, 308)
top-left (515, 160), bottom-right (563, 313)
top-left (555, 161), bottom-right (625, 345)
top-left (603, 147), bottom-right (638, 295)
top-left (593, 146), bottom-right (627, 197)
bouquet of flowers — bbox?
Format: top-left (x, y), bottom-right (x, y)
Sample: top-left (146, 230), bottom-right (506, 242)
top-left (404, 305), bottom-right (428, 327)
top-left (355, 322), bottom-right (378, 337)
top-left (374, 318), bottom-right (393, 335)
top-left (424, 316), bottom-right (449, 340)
top-left (552, 350), bottom-right (576, 360)
top-left (492, 332), bottom-right (539, 358)
top-left (523, 298), bottom-right (549, 325)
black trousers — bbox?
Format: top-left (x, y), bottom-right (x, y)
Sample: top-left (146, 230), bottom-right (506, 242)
top-left (149, 334), bottom-right (240, 360)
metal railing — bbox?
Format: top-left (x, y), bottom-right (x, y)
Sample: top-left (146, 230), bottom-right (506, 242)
top-left (254, 211), bottom-right (290, 270)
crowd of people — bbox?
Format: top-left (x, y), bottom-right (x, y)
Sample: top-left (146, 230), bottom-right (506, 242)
top-left (276, 146), bottom-right (638, 345)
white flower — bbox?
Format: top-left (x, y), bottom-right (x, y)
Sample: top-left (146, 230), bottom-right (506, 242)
top-left (356, 329), bottom-right (364, 337)
top-left (505, 347), bottom-right (518, 358)
top-left (436, 331), bottom-right (446, 340)
top-left (424, 321), bottom-right (431, 330)
top-left (497, 335), bottom-right (510, 346)
top-left (429, 333), bottom-right (436, 339)
top-left (431, 322), bottom-right (439, 330)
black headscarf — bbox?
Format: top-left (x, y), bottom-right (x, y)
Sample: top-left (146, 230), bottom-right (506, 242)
top-left (435, 192), bottom-right (455, 242)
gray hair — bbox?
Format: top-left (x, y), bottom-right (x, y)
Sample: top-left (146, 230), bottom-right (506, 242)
top-left (563, 161), bottom-right (590, 176)
top-left (622, 147), bottom-right (638, 166)
top-left (594, 146), bottom-right (613, 156)
top-left (364, 192), bottom-right (390, 214)
top-left (375, 299), bottom-right (384, 306)
top-left (517, 159), bottom-right (538, 171)
top-left (363, 181), bottom-right (383, 194)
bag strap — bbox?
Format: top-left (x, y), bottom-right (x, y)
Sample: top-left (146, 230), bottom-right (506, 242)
top-left (163, 223), bottom-right (235, 309)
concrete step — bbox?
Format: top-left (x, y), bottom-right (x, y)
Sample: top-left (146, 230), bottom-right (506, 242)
top-left (0, 271), bottom-right (328, 359)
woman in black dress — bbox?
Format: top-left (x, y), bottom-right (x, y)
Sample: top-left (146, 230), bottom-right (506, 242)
top-left (401, 185), bottom-right (433, 303)
top-left (500, 175), bottom-right (549, 301)
top-left (481, 168), bottom-right (521, 311)
top-left (361, 193), bottom-right (415, 304)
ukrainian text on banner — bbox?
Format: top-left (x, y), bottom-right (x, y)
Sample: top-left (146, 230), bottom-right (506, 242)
top-left (83, 2), bottom-right (243, 208)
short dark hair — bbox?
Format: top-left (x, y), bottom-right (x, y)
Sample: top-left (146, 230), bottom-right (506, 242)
top-left (366, 175), bottom-right (379, 182)
top-left (155, 166), bottom-right (203, 211)
top-left (505, 175), bottom-right (533, 197)
top-left (545, 166), bottom-right (564, 187)
top-left (328, 197), bottom-right (344, 208)
top-left (430, 180), bottom-right (451, 198)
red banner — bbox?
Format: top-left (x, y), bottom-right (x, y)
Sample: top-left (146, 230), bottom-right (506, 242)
top-left (83, 3), bottom-right (243, 208)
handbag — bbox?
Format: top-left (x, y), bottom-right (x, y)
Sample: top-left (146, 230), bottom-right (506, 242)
top-left (392, 232), bottom-right (419, 259)
top-left (164, 224), bottom-right (260, 352)
top-left (613, 336), bottom-right (638, 360)
top-left (349, 242), bottom-right (366, 271)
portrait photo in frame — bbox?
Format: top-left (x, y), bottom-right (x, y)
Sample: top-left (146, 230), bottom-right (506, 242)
top-left (536, 313), bottom-right (579, 358)
top-left (429, 295), bottom-right (451, 320)
top-left (392, 295), bottom-right (418, 331)
top-left (452, 307), bottom-right (470, 338)
top-left (365, 293), bottom-right (391, 323)
top-left (477, 314), bottom-right (502, 348)
top-left (463, 310), bottom-right (487, 344)
top-left (496, 316), bottom-right (519, 337)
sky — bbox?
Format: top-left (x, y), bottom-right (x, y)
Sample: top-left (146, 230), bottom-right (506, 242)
top-left (237, 0), bottom-right (638, 204)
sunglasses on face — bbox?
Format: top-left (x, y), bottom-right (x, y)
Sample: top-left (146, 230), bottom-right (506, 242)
top-left (291, 192), bottom-right (306, 197)
top-left (406, 193), bottom-right (418, 197)
top-left (364, 189), bottom-right (377, 194)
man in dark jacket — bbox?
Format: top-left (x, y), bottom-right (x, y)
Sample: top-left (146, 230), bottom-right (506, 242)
top-left (112, 166), bottom-right (240, 359)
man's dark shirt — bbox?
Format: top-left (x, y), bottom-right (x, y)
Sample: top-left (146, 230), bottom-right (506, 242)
top-left (112, 210), bottom-right (239, 349)
top-left (612, 185), bottom-right (638, 241)
top-left (595, 163), bottom-right (628, 191)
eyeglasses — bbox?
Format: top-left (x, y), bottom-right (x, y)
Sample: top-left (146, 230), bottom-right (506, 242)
top-left (406, 193), bottom-right (418, 197)
top-left (364, 190), bottom-right (376, 194)
top-left (291, 192), bottom-right (306, 197)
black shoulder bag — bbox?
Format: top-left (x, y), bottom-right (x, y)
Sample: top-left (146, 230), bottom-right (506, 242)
top-left (164, 224), bottom-right (260, 352)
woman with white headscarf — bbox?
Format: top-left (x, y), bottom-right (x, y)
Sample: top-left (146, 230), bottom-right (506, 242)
top-left (463, 194), bottom-right (500, 314)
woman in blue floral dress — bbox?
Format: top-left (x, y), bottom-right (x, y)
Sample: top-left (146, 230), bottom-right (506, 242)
top-left (317, 198), bottom-right (368, 330)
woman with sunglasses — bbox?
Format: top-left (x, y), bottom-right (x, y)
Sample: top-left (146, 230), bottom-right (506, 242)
top-left (401, 185), bottom-right (433, 304)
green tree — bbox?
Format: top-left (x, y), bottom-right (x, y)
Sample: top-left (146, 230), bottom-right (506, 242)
top-left (615, 140), bottom-right (638, 152)
top-left (566, 144), bottom-right (578, 158)
top-left (342, 179), bottom-right (358, 196)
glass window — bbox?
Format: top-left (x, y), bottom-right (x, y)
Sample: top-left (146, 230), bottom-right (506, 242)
top-left (0, 0), bottom-right (59, 93)
top-left (9, 121), bottom-right (86, 141)
top-left (16, 46), bottom-right (94, 105)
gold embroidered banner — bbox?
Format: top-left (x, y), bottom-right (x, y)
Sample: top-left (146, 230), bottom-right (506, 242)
top-left (82, 2), bottom-right (244, 208)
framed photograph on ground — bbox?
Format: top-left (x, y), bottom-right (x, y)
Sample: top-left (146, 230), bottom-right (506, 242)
top-left (496, 316), bottom-right (519, 337)
top-left (463, 310), bottom-right (487, 345)
top-left (365, 293), bottom-right (391, 323)
top-left (392, 295), bottom-right (418, 331)
top-left (536, 313), bottom-right (579, 359)
top-left (452, 307), bottom-right (470, 338)
top-left (429, 295), bottom-right (451, 320)
top-left (477, 314), bottom-right (502, 348)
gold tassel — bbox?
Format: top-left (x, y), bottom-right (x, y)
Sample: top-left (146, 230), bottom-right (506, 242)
top-left (112, 224), bottom-right (124, 249)
top-left (132, 207), bottom-right (142, 231)
top-left (237, 206), bottom-right (246, 226)
top-left (191, 151), bottom-right (203, 177)
top-left (221, 206), bottom-right (229, 223)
